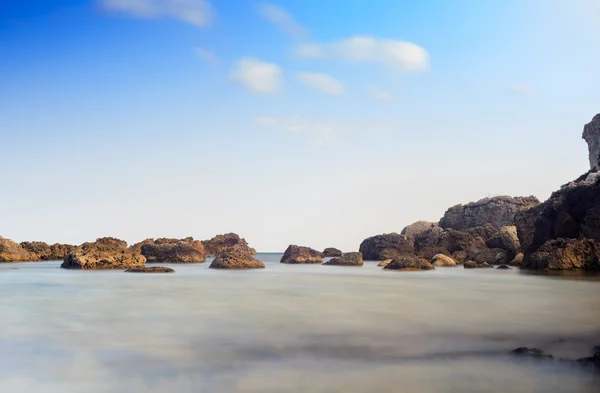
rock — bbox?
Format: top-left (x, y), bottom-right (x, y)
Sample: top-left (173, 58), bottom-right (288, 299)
top-left (431, 254), bottom-right (457, 267)
top-left (209, 245), bottom-right (265, 269)
top-left (61, 237), bottom-right (146, 270)
top-left (20, 241), bottom-right (75, 261)
top-left (128, 238), bottom-right (155, 254)
top-left (323, 247), bottom-right (343, 257)
top-left (496, 265), bottom-right (511, 270)
top-left (280, 245), bottom-right (323, 264)
top-left (522, 238), bottom-right (600, 271)
top-left (509, 347), bottom-right (553, 359)
top-left (0, 237), bottom-right (38, 262)
top-left (359, 233), bottom-right (415, 260)
top-left (583, 114), bottom-right (600, 171)
top-left (383, 256), bottom-right (435, 271)
top-left (202, 233), bottom-right (256, 256)
top-left (472, 248), bottom-right (510, 265)
top-left (439, 196), bottom-right (541, 231)
top-left (486, 226), bottom-right (520, 258)
top-left (125, 267), bottom-right (175, 273)
top-left (323, 252), bottom-right (363, 266)
top-left (463, 260), bottom-right (492, 269)
top-left (577, 353), bottom-right (600, 369)
top-left (140, 242), bottom-right (206, 263)
top-left (451, 250), bottom-right (469, 263)
top-left (401, 221), bottom-right (439, 238)
top-left (377, 259), bottom-right (392, 267)
top-left (509, 253), bottom-right (524, 267)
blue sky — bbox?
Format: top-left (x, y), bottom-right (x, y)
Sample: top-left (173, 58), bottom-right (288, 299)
top-left (1, 0), bottom-right (599, 251)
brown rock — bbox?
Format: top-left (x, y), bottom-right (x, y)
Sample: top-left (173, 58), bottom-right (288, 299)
top-left (463, 260), bottom-right (492, 269)
top-left (522, 238), bottom-right (600, 271)
top-left (61, 237), bottom-right (145, 270)
top-left (377, 259), bottom-right (392, 267)
top-left (20, 241), bottom-right (76, 261)
top-left (401, 221), bottom-right (439, 238)
top-left (359, 233), bottom-right (415, 260)
top-left (125, 267), bottom-right (175, 273)
top-left (486, 226), bottom-right (520, 258)
top-left (323, 252), bottom-right (363, 266)
top-left (280, 245), bottom-right (323, 264)
top-left (140, 242), bottom-right (206, 263)
top-left (431, 254), bottom-right (457, 267)
top-left (202, 233), bottom-right (256, 256)
top-left (509, 252), bottom-right (524, 267)
top-left (383, 256), bottom-right (435, 271)
top-left (0, 237), bottom-right (38, 262)
top-left (209, 245), bottom-right (265, 269)
top-left (323, 247), bottom-right (343, 257)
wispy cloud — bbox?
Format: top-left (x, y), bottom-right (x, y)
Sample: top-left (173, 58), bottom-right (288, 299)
top-left (230, 58), bottom-right (283, 94)
top-left (297, 36), bottom-right (429, 72)
top-left (296, 72), bottom-right (344, 95)
top-left (506, 83), bottom-right (536, 96)
top-left (366, 86), bottom-right (393, 101)
top-left (257, 2), bottom-right (307, 39)
top-left (194, 47), bottom-right (218, 63)
top-left (100, 0), bottom-right (215, 27)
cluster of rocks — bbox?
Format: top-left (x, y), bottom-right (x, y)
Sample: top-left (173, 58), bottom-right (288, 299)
top-left (131, 237), bottom-right (207, 264)
top-left (509, 345), bottom-right (600, 370)
top-left (0, 237), bottom-right (74, 262)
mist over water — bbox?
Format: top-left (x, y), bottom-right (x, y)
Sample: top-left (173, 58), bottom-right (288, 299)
top-left (1, 254), bottom-right (599, 392)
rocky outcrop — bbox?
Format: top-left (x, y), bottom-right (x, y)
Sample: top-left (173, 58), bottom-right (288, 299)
top-left (383, 256), bottom-right (434, 271)
top-left (20, 241), bottom-right (75, 261)
top-left (61, 237), bottom-right (146, 270)
top-left (125, 267), bottom-right (175, 273)
top-left (128, 238), bottom-right (155, 254)
top-left (280, 245), bottom-right (323, 264)
top-left (209, 245), bottom-right (265, 269)
top-left (522, 238), bottom-right (600, 271)
top-left (202, 233), bottom-right (256, 256)
top-left (359, 233), bottom-right (415, 260)
top-left (401, 221), bottom-right (438, 238)
top-left (323, 252), bottom-right (363, 266)
top-left (323, 247), bottom-right (343, 257)
top-left (583, 114), bottom-right (600, 171)
top-left (431, 254), bottom-right (457, 267)
top-left (0, 237), bottom-right (38, 262)
top-left (439, 196), bottom-right (541, 231)
top-left (141, 242), bottom-right (205, 263)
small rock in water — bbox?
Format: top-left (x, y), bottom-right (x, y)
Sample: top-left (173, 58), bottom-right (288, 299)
top-left (496, 265), bottom-right (511, 270)
top-left (125, 267), bottom-right (175, 273)
top-left (509, 347), bottom-right (553, 359)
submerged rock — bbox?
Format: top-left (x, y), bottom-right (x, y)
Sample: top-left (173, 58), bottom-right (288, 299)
top-left (463, 260), bottom-right (492, 269)
top-left (323, 252), bottom-right (363, 266)
top-left (431, 254), bottom-right (457, 267)
top-left (202, 233), bottom-right (256, 256)
top-left (141, 242), bottom-right (206, 263)
top-left (509, 347), bottom-right (553, 359)
top-left (496, 265), bottom-right (511, 270)
top-left (359, 233), bottom-right (415, 260)
top-left (61, 237), bottom-right (145, 270)
top-left (125, 267), bottom-right (175, 273)
top-left (0, 237), bottom-right (38, 262)
top-left (383, 256), bottom-right (434, 271)
top-left (522, 238), bottom-right (600, 271)
top-left (210, 245), bottom-right (264, 269)
top-left (280, 245), bottom-right (323, 264)
top-left (323, 247), bottom-right (343, 257)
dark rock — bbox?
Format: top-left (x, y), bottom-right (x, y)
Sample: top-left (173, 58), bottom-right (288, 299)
top-left (522, 238), bottom-right (600, 271)
top-left (280, 245), bottom-right (323, 264)
top-left (61, 237), bottom-right (146, 270)
top-left (463, 260), bottom-right (492, 269)
top-left (496, 265), bottom-right (511, 270)
top-left (472, 248), bottom-right (510, 265)
top-left (323, 252), bottom-right (363, 266)
top-left (583, 114), bottom-right (600, 171)
top-left (202, 233), bottom-right (256, 256)
top-left (359, 233), bottom-right (415, 260)
top-left (383, 256), bottom-right (435, 271)
top-left (509, 347), bottom-right (553, 359)
top-left (125, 267), bottom-right (175, 273)
top-left (209, 245), bottom-right (265, 269)
top-left (323, 247), bottom-right (343, 257)
top-left (401, 221), bottom-right (439, 238)
top-left (140, 242), bottom-right (206, 263)
top-left (440, 196), bottom-right (541, 231)
top-left (0, 237), bottom-right (39, 262)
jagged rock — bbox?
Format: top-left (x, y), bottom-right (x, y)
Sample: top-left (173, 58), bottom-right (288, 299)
top-left (141, 242), bottom-right (206, 263)
top-left (209, 245), bottom-right (265, 269)
top-left (20, 241), bottom-right (75, 261)
top-left (463, 260), bottom-right (492, 269)
top-left (280, 245), bottom-right (323, 264)
top-left (0, 237), bottom-right (38, 262)
top-left (486, 226), bottom-right (520, 258)
top-left (323, 252), bottom-right (363, 266)
top-left (401, 221), bottom-right (438, 238)
top-left (323, 247), bottom-right (343, 257)
top-left (522, 238), bottom-right (600, 271)
top-left (202, 233), bottom-right (256, 256)
top-left (583, 114), bottom-right (600, 171)
top-left (359, 233), bottom-right (415, 260)
top-left (509, 252), bottom-right (524, 267)
top-left (125, 267), bottom-right (175, 273)
top-left (383, 256), bottom-right (434, 271)
top-left (61, 237), bottom-right (145, 270)
top-left (509, 347), bottom-right (553, 359)
top-left (440, 196), bottom-right (541, 231)
top-left (431, 254), bottom-right (457, 267)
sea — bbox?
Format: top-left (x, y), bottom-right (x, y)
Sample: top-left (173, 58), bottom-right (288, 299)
top-left (0, 253), bottom-right (599, 393)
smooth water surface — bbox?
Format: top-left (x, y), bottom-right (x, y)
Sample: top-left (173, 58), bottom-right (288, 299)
top-left (1, 253), bottom-right (599, 392)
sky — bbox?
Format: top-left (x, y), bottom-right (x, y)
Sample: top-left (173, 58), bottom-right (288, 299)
top-left (1, 0), bottom-right (599, 251)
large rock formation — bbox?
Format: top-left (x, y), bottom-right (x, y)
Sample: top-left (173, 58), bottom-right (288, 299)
top-left (439, 196), bottom-right (541, 231)
top-left (61, 237), bottom-right (146, 270)
top-left (140, 242), bottom-right (206, 263)
top-left (383, 256), bottom-right (434, 271)
top-left (20, 241), bottom-right (75, 261)
top-left (0, 237), bottom-right (38, 262)
top-left (280, 245), bottom-right (323, 264)
top-left (202, 233), bottom-right (256, 256)
top-left (522, 238), bottom-right (600, 271)
top-left (583, 114), bottom-right (600, 171)
top-left (401, 221), bottom-right (438, 238)
top-left (323, 252), bottom-right (363, 266)
top-left (359, 233), bottom-right (415, 260)
top-left (323, 247), bottom-right (343, 257)
top-left (209, 244), bottom-right (265, 269)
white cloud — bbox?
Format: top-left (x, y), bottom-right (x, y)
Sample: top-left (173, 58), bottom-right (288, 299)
top-left (257, 3), bottom-right (306, 39)
top-left (297, 36), bottom-right (429, 72)
top-left (366, 87), bottom-right (393, 101)
top-left (506, 83), bottom-right (536, 96)
top-left (194, 47), bottom-right (218, 63)
top-left (101, 0), bottom-right (215, 27)
top-left (230, 58), bottom-right (283, 94)
top-left (296, 72), bottom-right (344, 95)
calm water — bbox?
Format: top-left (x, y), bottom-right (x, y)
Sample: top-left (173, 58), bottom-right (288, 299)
top-left (1, 253), bottom-right (599, 393)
